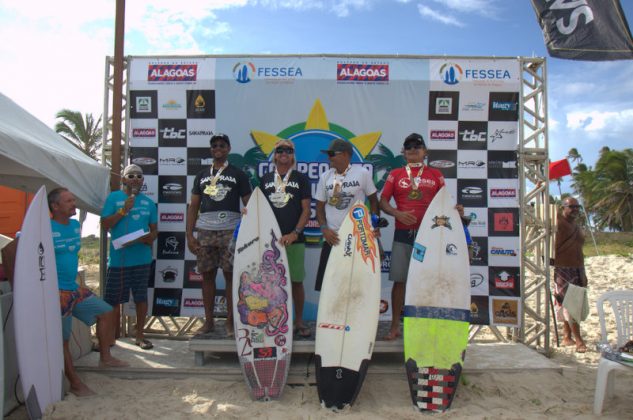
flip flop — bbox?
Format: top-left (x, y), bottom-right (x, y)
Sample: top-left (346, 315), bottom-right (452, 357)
top-left (135, 338), bottom-right (153, 350)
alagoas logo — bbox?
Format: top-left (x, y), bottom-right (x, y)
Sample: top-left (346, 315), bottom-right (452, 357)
top-left (148, 64), bottom-right (197, 82)
top-left (160, 213), bottom-right (185, 223)
top-left (132, 128), bottom-right (156, 138)
top-left (337, 63), bottom-right (389, 82)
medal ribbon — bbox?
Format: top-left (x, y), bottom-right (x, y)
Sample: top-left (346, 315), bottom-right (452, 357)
top-left (405, 163), bottom-right (424, 191)
top-left (332, 165), bottom-right (351, 197)
top-left (274, 167), bottom-right (293, 193)
top-left (210, 160), bottom-right (228, 187)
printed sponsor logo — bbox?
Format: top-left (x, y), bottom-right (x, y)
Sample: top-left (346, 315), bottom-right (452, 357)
top-left (233, 61), bottom-right (303, 83)
top-left (491, 247), bottom-right (517, 256)
top-left (162, 99), bottom-right (182, 110)
top-left (460, 128), bottom-right (486, 142)
top-left (494, 270), bottom-right (515, 289)
top-left (462, 186), bottom-right (483, 195)
top-left (162, 183), bottom-right (183, 192)
top-left (489, 128), bottom-right (516, 142)
top-left (135, 96), bottom-right (152, 113)
top-left (430, 130), bottom-right (456, 140)
top-left (318, 323), bottom-right (347, 331)
top-left (465, 68), bottom-right (512, 81)
top-left (184, 298), bottom-right (203, 307)
top-left (494, 212), bottom-right (515, 232)
top-left (163, 236), bottom-right (180, 254)
top-left (336, 63), bottom-right (389, 82)
top-left (492, 101), bottom-right (517, 112)
top-left (435, 97), bottom-right (452, 114)
top-left (439, 63), bottom-right (463, 85)
top-left (490, 188), bottom-right (516, 198)
top-left (188, 267), bottom-right (203, 282)
top-left (429, 160), bottom-right (455, 168)
top-left (132, 128), bottom-right (156, 137)
top-left (159, 266), bottom-right (178, 283)
top-left (160, 213), bottom-right (185, 222)
top-left (159, 157), bottom-right (186, 165)
top-left (188, 129), bottom-right (213, 136)
top-left (155, 297), bottom-right (180, 307)
top-left (160, 126), bottom-right (186, 140)
top-left (148, 64), bottom-right (197, 82)
top-left (462, 102), bottom-right (486, 111)
top-left (132, 157), bottom-right (157, 165)
top-left (492, 299), bottom-right (518, 323)
top-left (458, 160), bottom-right (486, 168)
top-left (470, 273), bottom-right (485, 288)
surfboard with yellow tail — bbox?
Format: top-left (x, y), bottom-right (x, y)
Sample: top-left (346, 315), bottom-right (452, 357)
top-left (403, 185), bottom-right (470, 412)
top-left (315, 201), bottom-right (381, 409)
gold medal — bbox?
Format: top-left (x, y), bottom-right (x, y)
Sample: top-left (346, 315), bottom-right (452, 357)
top-left (328, 196), bottom-right (340, 206)
top-left (408, 190), bottom-right (422, 200)
top-left (204, 184), bottom-right (218, 197)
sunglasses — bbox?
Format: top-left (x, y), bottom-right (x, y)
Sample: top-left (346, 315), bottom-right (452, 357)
top-left (125, 174), bottom-right (144, 179)
top-left (564, 204), bottom-right (581, 209)
top-left (325, 151), bottom-right (343, 157)
top-left (211, 142), bottom-right (228, 149)
top-left (275, 146), bottom-right (294, 155)
top-left (404, 144), bottom-right (424, 151)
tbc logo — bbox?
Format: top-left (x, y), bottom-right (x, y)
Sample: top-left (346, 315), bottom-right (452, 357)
top-left (439, 63), bottom-right (463, 85)
top-left (233, 62), bottom-right (256, 83)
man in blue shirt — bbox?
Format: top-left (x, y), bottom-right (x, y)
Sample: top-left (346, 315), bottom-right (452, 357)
top-left (49, 187), bottom-right (128, 397)
top-left (101, 164), bottom-right (158, 350)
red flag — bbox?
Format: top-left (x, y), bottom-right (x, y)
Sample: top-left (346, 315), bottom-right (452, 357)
top-left (549, 159), bottom-right (572, 180)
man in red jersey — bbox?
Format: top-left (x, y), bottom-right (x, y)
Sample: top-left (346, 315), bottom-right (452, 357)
top-left (380, 133), bottom-right (463, 340)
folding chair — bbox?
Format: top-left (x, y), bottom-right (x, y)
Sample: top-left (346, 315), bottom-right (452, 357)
top-left (593, 290), bottom-right (633, 415)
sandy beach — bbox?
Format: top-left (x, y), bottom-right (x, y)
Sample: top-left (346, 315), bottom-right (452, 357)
top-left (6, 255), bottom-right (633, 419)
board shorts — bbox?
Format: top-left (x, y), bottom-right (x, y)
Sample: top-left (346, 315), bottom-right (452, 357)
top-left (59, 286), bottom-right (112, 341)
top-left (104, 263), bottom-right (152, 305)
top-left (286, 242), bottom-right (306, 284)
top-left (389, 241), bottom-right (414, 283)
top-left (196, 229), bottom-right (234, 273)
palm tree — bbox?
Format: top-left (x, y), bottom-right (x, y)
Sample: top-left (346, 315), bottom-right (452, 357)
top-left (365, 143), bottom-right (406, 190)
top-left (228, 146), bottom-right (268, 188)
top-left (55, 109), bottom-right (103, 230)
top-left (590, 149), bottom-right (633, 231)
top-left (567, 148), bottom-right (582, 165)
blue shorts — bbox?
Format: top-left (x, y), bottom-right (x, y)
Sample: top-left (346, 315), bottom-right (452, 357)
top-left (60, 287), bottom-right (112, 341)
top-left (104, 263), bottom-right (151, 305)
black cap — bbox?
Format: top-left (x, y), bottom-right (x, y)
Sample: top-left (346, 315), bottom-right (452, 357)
top-left (320, 139), bottom-right (353, 155)
top-left (403, 133), bottom-right (426, 149)
top-left (210, 133), bottom-right (230, 146)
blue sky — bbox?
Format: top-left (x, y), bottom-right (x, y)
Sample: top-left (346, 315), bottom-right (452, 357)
top-left (1, 0), bottom-right (632, 180)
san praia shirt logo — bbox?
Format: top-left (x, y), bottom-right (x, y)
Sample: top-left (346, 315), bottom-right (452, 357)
top-left (246, 99), bottom-right (389, 244)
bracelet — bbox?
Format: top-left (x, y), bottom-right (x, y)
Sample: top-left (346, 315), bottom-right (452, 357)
top-left (319, 224), bottom-right (328, 231)
top-left (117, 208), bottom-right (127, 216)
top-left (294, 228), bottom-right (302, 235)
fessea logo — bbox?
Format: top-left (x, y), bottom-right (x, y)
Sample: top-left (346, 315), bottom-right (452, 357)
top-left (440, 62), bottom-right (513, 85)
top-left (336, 63), bottom-right (389, 83)
top-left (439, 63), bottom-right (463, 85)
top-left (233, 61), bottom-right (303, 84)
top-left (249, 99), bottom-right (384, 244)
top-left (147, 64), bottom-right (197, 82)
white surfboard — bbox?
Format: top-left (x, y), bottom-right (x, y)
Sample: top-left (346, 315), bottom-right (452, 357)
top-left (233, 187), bottom-right (293, 400)
top-left (13, 186), bottom-right (64, 419)
top-left (403, 186), bottom-right (470, 412)
top-left (315, 202), bottom-right (381, 409)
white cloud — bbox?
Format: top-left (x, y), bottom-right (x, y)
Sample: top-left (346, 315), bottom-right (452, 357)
top-left (417, 4), bottom-right (463, 27)
top-left (431, 0), bottom-right (498, 16)
top-left (566, 109), bottom-right (633, 133)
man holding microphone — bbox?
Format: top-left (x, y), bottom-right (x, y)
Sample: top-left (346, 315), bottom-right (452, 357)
top-left (101, 164), bottom-right (158, 350)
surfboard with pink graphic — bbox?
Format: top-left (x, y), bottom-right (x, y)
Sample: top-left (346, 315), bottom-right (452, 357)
top-left (232, 187), bottom-right (292, 401)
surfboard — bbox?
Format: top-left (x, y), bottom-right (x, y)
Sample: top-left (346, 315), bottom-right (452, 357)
top-left (403, 185), bottom-right (470, 412)
top-left (233, 187), bottom-right (293, 400)
top-left (315, 202), bottom-right (381, 409)
top-left (13, 186), bottom-right (64, 419)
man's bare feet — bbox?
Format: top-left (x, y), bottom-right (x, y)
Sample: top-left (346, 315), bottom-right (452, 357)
top-left (561, 337), bottom-right (576, 347)
top-left (383, 329), bottom-right (401, 341)
top-left (576, 342), bottom-right (587, 353)
top-left (98, 357), bottom-right (130, 368)
top-left (69, 382), bottom-right (96, 397)
top-left (196, 321), bottom-right (214, 334)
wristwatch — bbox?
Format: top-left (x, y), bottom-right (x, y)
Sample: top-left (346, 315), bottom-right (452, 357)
top-left (294, 228), bottom-right (303, 235)
top-left (117, 208), bottom-right (127, 216)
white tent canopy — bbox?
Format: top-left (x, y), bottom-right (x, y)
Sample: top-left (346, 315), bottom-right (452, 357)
top-left (0, 93), bottom-right (110, 214)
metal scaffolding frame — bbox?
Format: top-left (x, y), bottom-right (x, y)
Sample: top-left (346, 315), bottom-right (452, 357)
top-left (101, 55), bottom-right (552, 348)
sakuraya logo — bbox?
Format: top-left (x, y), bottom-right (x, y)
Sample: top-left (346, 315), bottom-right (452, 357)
top-left (233, 62), bottom-right (256, 83)
top-left (439, 63), bottom-right (463, 85)
top-left (248, 99), bottom-right (390, 244)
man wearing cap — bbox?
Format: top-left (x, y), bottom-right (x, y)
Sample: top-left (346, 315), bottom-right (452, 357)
top-left (314, 138), bottom-right (380, 292)
top-left (187, 133), bottom-right (251, 336)
top-left (380, 133), bottom-right (449, 340)
top-left (101, 164), bottom-right (158, 350)
top-left (49, 187), bottom-right (129, 397)
top-left (259, 139), bottom-right (312, 337)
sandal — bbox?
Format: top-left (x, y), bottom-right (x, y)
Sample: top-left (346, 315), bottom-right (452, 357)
top-left (135, 338), bottom-right (153, 350)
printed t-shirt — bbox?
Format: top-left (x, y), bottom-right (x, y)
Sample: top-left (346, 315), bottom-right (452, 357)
top-left (191, 164), bottom-right (251, 231)
top-left (315, 165), bottom-right (377, 231)
top-left (381, 165), bottom-right (445, 231)
top-left (260, 169), bottom-right (312, 242)
top-left (51, 219), bottom-right (81, 291)
top-left (101, 191), bottom-right (157, 267)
